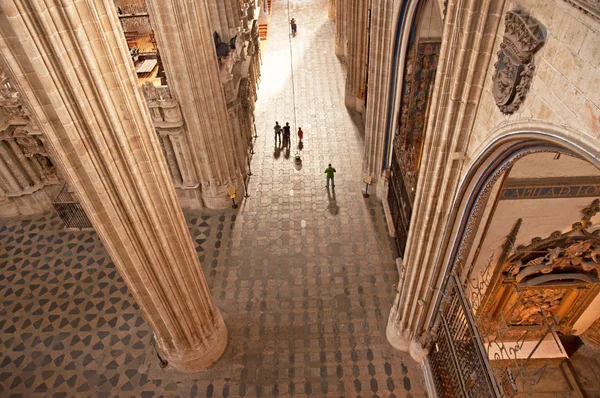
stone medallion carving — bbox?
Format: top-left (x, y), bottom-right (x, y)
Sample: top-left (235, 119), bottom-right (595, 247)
top-left (492, 10), bottom-right (546, 115)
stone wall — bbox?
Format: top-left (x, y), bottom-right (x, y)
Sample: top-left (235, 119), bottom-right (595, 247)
top-left (469, 0), bottom-right (600, 160)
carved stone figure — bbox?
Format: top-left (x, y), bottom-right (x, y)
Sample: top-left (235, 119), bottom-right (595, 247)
top-left (34, 154), bottom-right (57, 179)
top-left (492, 10), bottom-right (546, 114)
top-left (14, 135), bottom-right (46, 157)
top-left (141, 81), bottom-right (159, 101)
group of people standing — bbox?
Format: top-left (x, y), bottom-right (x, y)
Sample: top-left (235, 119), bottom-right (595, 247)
top-left (273, 121), bottom-right (336, 188)
top-left (274, 121), bottom-right (303, 148)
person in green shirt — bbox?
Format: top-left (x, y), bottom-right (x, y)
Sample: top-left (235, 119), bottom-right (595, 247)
top-left (325, 164), bottom-right (336, 188)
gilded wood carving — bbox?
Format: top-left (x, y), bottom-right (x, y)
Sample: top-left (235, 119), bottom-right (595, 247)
top-left (480, 199), bottom-right (600, 338)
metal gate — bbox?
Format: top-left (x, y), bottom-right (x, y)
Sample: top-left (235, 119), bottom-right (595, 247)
top-left (52, 183), bottom-right (93, 229)
top-left (429, 274), bottom-right (502, 397)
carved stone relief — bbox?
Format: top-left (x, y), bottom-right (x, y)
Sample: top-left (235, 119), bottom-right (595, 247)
top-left (492, 10), bottom-right (546, 115)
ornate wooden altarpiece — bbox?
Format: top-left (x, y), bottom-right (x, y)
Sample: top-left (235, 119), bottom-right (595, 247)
top-left (478, 199), bottom-right (600, 339)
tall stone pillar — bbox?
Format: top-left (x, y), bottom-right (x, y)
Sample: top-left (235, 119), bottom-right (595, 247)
top-left (363, 0), bottom-right (397, 196)
top-left (146, 0), bottom-right (246, 209)
top-left (0, 0), bottom-right (227, 371)
top-left (329, 0), bottom-right (337, 21)
top-left (206, 0), bottom-right (243, 41)
top-left (386, 0), bottom-right (504, 362)
top-left (334, 0), bottom-right (347, 56)
top-left (345, 0), bottom-right (370, 112)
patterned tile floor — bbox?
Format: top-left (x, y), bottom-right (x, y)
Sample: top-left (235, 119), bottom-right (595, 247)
top-left (0, 0), bottom-right (426, 397)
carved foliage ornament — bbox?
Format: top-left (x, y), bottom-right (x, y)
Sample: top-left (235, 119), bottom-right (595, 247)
top-left (493, 10), bottom-right (546, 115)
top-left (504, 199), bottom-right (600, 286)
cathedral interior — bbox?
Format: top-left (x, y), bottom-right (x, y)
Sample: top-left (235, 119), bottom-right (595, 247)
top-left (1, 0), bottom-right (600, 397)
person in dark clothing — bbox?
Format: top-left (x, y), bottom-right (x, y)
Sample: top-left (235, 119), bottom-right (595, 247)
top-left (291, 18), bottom-right (297, 36)
top-left (274, 121), bottom-right (282, 145)
top-left (283, 122), bottom-right (291, 147)
top-left (325, 164), bottom-right (336, 188)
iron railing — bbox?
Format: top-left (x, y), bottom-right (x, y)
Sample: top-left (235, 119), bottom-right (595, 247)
top-left (52, 184), bottom-right (93, 229)
top-left (429, 274), bottom-right (503, 397)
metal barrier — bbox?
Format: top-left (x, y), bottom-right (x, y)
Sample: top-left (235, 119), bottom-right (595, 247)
top-left (52, 184), bottom-right (93, 229)
top-left (429, 274), bottom-right (503, 397)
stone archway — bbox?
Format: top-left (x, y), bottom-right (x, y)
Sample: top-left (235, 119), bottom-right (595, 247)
top-left (424, 121), bottom-right (600, 333)
top-left (419, 122), bottom-right (600, 396)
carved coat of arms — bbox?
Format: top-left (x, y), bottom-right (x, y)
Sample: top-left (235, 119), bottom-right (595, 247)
top-left (492, 10), bottom-right (546, 115)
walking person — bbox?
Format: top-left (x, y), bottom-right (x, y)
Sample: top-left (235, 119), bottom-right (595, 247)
top-left (291, 18), bottom-right (297, 36)
top-left (297, 127), bottom-right (304, 142)
top-left (325, 164), bottom-right (336, 188)
top-left (274, 121), bottom-right (281, 145)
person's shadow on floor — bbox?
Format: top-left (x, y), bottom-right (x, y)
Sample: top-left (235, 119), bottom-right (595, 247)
top-left (327, 187), bottom-right (339, 215)
top-left (298, 140), bottom-right (304, 151)
top-left (274, 143), bottom-right (281, 159)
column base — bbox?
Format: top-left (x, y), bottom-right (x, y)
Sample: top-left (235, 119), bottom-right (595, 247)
top-left (382, 196), bottom-right (395, 238)
top-left (159, 311), bottom-right (228, 372)
top-left (409, 339), bottom-right (428, 364)
top-left (202, 178), bottom-right (246, 209)
top-left (386, 322), bottom-right (429, 364)
top-left (344, 94), bottom-right (365, 113)
top-left (335, 41), bottom-right (346, 58)
top-left (0, 199), bottom-right (20, 218)
top-left (374, 174), bottom-right (387, 199)
top-left (386, 321), bottom-right (410, 352)
top-left (176, 186), bottom-right (204, 211)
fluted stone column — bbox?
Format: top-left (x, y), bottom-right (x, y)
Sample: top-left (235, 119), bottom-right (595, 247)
top-left (345, 0), bottom-right (370, 112)
top-left (334, 0), bottom-right (347, 56)
top-left (0, 141), bottom-right (29, 190)
top-left (328, 0), bottom-right (337, 21)
top-left (386, 0), bottom-right (504, 362)
top-left (0, 0), bottom-right (227, 371)
top-left (0, 148), bottom-right (21, 192)
top-left (146, 0), bottom-right (245, 209)
top-left (363, 0), bottom-right (398, 196)
top-left (169, 130), bottom-right (201, 189)
top-left (6, 137), bottom-right (41, 186)
top-left (206, 0), bottom-right (242, 40)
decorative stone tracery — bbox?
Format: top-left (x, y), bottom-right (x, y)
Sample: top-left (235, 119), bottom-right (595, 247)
top-left (492, 10), bottom-right (546, 115)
